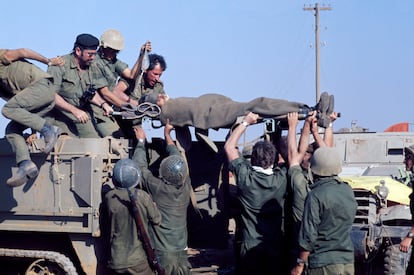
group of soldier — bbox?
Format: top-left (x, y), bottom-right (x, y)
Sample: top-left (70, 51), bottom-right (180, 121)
top-left (3, 29), bottom-right (413, 275)
top-left (0, 30), bottom-right (168, 188)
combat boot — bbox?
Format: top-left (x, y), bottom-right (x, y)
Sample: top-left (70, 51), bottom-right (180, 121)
top-left (7, 160), bottom-right (39, 187)
top-left (40, 124), bottom-right (62, 154)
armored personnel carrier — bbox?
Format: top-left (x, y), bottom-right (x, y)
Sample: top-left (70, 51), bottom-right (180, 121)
top-left (0, 124), bottom-right (413, 274)
top-left (0, 135), bottom-right (230, 275)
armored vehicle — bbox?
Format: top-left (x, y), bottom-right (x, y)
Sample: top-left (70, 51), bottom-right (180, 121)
top-left (333, 131), bottom-right (414, 274)
top-left (0, 135), bottom-right (230, 275)
top-left (1, 124), bottom-right (414, 274)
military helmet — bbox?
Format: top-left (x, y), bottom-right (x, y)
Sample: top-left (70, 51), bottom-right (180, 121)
top-left (310, 147), bottom-right (342, 176)
top-left (100, 29), bottom-right (124, 51)
top-left (112, 158), bottom-right (141, 189)
top-left (159, 155), bottom-right (188, 186)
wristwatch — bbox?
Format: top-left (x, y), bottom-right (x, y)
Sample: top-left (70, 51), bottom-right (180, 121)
top-left (407, 232), bottom-right (414, 238)
top-left (296, 258), bottom-right (307, 265)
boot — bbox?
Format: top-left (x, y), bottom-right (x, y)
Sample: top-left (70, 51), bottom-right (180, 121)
top-left (7, 160), bottom-right (38, 187)
top-left (327, 94), bottom-right (335, 116)
top-left (315, 92), bottom-right (330, 114)
top-left (40, 124), bottom-right (62, 154)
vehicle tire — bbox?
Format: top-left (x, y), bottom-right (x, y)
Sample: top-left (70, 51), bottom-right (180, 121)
top-left (384, 244), bottom-right (411, 275)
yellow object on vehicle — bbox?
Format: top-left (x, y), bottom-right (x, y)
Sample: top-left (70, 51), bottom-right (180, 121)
top-left (341, 176), bottom-right (412, 205)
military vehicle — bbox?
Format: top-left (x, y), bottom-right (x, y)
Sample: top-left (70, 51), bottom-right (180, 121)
top-left (0, 121), bottom-right (413, 274)
top-left (333, 130), bottom-right (414, 274)
top-left (0, 133), bottom-right (231, 275)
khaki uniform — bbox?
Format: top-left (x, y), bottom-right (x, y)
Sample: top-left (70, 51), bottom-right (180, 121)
top-left (118, 78), bottom-right (166, 139)
top-left (46, 54), bottom-right (107, 138)
top-left (91, 55), bottom-right (128, 138)
top-left (0, 49), bottom-right (55, 163)
top-left (159, 94), bottom-right (310, 130)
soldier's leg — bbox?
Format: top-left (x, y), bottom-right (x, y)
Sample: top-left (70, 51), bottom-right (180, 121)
top-left (5, 121), bottom-right (31, 164)
top-left (2, 79), bottom-right (55, 131)
top-left (5, 121), bottom-right (38, 187)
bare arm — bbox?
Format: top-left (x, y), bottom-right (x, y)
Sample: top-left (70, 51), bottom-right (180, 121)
top-left (287, 112), bottom-right (301, 167)
top-left (164, 119), bottom-right (175, 146)
top-left (311, 115), bottom-right (326, 148)
top-left (89, 92), bottom-right (113, 116)
top-left (54, 94), bottom-right (90, 123)
top-left (123, 41), bottom-right (152, 81)
top-left (298, 115), bottom-right (312, 157)
top-left (98, 86), bottom-right (125, 108)
top-left (3, 48), bottom-right (63, 66)
top-left (224, 112), bottom-right (259, 163)
top-left (290, 250), bottom-right (310, 275)
top-left (323, 111), bottom-right (338, 147)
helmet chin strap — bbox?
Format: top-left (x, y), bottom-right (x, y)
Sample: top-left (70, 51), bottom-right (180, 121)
top-left (307, 167), bottom-right (315, 185)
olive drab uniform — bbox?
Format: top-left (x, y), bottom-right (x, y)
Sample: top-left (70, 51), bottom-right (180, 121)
top-left (285, 165), bottom-right (311, 270)
top-left (158, 93), bottom-right (310, 130)
top-left (101, 187), bottom-right (161, 274)
top-left (0, 49), bottom-right (55, 164)
top-left (46, 53), bottom-right (107, 138)
top-left (118, 77), bottom-right (166, 139)
top-left (229, 157), bottom-right (288, 275)
top-left (92, 54), bottom-right (127, 138)
top-left (133, 142), bottom-right (192, 275)
top-left (299, 177), bottom-right (357, 274)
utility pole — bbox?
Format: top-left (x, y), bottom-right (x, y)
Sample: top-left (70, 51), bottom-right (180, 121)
top-left (304, 3), bottom-right (332, 103)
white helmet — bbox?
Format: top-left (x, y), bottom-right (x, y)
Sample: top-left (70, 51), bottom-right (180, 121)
top-left (100, 29), bottom-right (124, 51)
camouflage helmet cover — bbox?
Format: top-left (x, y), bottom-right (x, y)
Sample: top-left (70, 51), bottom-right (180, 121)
top-left (159, 155), bottom-right (188, 186)
top-left (310, 147), bottom-right (342, 176)
top-left (112, 158), bottom-right (141, 189)
top-left (100, 29), bottom-right (124, 51)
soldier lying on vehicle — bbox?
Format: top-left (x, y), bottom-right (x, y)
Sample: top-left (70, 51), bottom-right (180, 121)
top-left (138, 91), bottom-right (334, 130)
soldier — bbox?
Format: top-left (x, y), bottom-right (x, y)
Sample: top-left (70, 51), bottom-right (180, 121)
top-left (399, 145), bottom-right (414, 274)
top-left (132, 121), bottom-right (192, 275)
top-left (101, 158), bottom-right (161, 275)
top-left (92, 29), bottom-right (152, 137)
top-left (224, 111), bottom-right (289, 275)
top-left (119, 53), bottom-right (167, 103)
top-left (0, 48), bottom-right (63, 187)
top-left (285, 111), bottom-right (338, 270)
top-left (116, 53), bottom-right (168, 139)
top-left (291, 147), bottom-right (357, 275)
top-left (46, 33), bottom-right (114, 138)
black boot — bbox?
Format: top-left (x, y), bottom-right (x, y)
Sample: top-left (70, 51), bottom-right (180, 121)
top-left (7, 160), bottom-right (38, 187)
top-left (40, 124), bottom-right (62, 154)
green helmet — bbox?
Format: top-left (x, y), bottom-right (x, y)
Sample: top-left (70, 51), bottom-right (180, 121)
top-left (159, 155), bottom-right (188, 186)
top-left (310, 147), bottom-right (342, 176)
top-left (112, 158), bottom-right (141, 189)
top-left (100, 29), bottom-right (124, 51)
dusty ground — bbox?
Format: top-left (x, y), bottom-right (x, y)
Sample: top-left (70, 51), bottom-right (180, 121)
top-left (188, 220), bottom-right (236, 275)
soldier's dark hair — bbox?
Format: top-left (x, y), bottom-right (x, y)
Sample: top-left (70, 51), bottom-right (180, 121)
top-left (148, 54), bottom-right (167, 71)
top-left (251, 140), bottom-right (277, 169)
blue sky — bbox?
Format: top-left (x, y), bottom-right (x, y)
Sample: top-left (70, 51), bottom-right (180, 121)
top-left (2, 0), bottom-right (414, 141)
